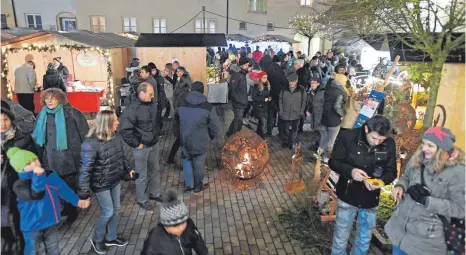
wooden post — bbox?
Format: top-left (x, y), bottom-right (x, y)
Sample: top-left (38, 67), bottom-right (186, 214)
top-left (382, 55), bottom-right (400, 89)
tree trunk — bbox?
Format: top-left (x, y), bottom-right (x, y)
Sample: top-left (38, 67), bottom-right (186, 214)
top-left (308, 37), bottom-right (312, 56)
top-left (422, 58), bottom-right (445, 131)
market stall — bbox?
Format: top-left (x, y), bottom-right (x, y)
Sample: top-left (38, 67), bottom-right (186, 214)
top-left (1, 29), bottom-right (134, 111)
top-left (134, 33), bottom-right (227, 95)
top-left (250, 34), bottom-right (300, 54)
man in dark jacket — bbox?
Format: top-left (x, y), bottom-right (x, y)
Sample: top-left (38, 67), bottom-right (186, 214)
top-left (305, 77), bottom-right (326, 150)
top-left (43, 63), bottom-right (66, 92)
top-left (119, 82), bottom-right (161, 211)
top-left (178, 82), bottom-right (220, 193)
top-left (279, 73), bottom-right (306, 149)
top-left (142, 189), bottom-right (208, 255)
top-left (329, 115), bottom-right (397, 254)
top-left (148, 63), bottom-right (167, 132)
top-left (319, 78), bottom-right (348, 163)
top-left (226, 57), bottom-right (249, 137)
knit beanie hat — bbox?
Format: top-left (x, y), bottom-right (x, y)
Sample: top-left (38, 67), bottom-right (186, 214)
top-left (423, 127), bottom-right (456, 153)
top-left (258, 71), bottom-right (267, 79)
top-left (6, 147), bottom-right (38, 172)
top-left (160, 189), bottom-right (189, 226)
top-left (238, 56), bottom-right (249, 66)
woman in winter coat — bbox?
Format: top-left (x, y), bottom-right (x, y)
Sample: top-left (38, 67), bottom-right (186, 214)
top-left (32, 88), bottom-right (89, 226)
top-left (385, 127), bottom-right (465, 255)
top-left (78, 110), bottom-right (135, 254)
top-left (251, 72), bottom-right (271, 139)
top-left (0, 105), bottom-right (39, 255)
top-left (43, 63), bottom-right (67, 92)
top-left (167, 68), bottom-right (192, 165)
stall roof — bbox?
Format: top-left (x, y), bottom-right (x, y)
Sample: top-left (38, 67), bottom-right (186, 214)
top-left (51, 31), bottom-right (134, 48)
top-left (135, 33), bottom-right (228, 47)
top-left (252, 34), bottom-right (299, 43)
top-left (386, 33), bottom-right (465, 63)
top-left (1, 27), bottom-right (48, 44)
top-left (333, 35), bottom-right (387, 51)
top-left (226, 34), bottom-right (253, 42)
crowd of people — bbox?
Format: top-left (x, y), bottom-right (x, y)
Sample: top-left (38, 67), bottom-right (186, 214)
top-left (1, 46), bottom-right (464, 255)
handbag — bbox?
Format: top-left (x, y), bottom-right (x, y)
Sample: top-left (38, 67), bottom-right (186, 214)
top-left (421, 164), bottom-right (465, 254)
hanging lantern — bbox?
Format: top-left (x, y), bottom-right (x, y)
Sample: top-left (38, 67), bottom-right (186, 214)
top-left (221, 130), bottom-right (269, 180)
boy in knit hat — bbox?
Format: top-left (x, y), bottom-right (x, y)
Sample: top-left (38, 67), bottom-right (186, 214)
top-left (142, 189), bottom-right (209, 255)
top-left (7, 147), bottom-right (90, 255)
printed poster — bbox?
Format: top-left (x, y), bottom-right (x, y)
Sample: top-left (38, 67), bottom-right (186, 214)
top-left (353, 90), bottom-right (385, 128)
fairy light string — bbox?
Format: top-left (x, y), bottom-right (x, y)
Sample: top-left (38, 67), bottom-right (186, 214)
top-left (1, 44), bottom-right (114, 106)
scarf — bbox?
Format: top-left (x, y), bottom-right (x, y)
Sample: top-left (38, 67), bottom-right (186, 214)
top-left (33, 104), bottom-right (67, 150)
top-left (0, 128), bottom-right (15, 149)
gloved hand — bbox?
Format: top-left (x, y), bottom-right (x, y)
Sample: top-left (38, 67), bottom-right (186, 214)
top-left (407, 184), bottom-right (430, 205)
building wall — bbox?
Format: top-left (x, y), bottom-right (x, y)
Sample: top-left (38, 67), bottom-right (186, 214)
top-left (12, 0), bottom-right (76, 30)
top-left (1, 0), bottom-right (16, 27)
top-left (75, 0), bottom-right (322, 37)
top-left (436, 63), bottom-right (465, 150)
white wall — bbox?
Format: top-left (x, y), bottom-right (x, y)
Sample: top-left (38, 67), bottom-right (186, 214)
top-left (14, 0), bottom-right (76, 30)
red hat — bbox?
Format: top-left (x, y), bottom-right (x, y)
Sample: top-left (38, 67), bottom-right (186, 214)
top-left (258, 71), bottom-right (267, 79)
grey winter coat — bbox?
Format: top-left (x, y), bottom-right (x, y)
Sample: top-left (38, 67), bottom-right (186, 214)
top-left (14, 64), bottom-right (36, 94)
top-left (306, 83), bottom-right (326, 130)
top-left (279, 85), bottom-right (306, 121)
top-left (42, 104), bottom-right (89, 176)
top-left (384, 149), bottom-right (465, 255)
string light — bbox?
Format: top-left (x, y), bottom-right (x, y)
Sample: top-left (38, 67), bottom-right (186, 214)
top-left (1, 44), bottom-right (115, 106)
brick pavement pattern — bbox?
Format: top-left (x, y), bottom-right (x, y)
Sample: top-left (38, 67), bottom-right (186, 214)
top-left (51, 104), bottom-right (384, 255)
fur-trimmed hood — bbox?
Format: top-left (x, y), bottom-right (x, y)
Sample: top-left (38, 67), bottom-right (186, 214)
top-left (409, 146), bottom-right (465, 173)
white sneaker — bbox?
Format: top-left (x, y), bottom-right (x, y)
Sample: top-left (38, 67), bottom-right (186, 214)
top-left (243, 118), bottom-right (249, 125)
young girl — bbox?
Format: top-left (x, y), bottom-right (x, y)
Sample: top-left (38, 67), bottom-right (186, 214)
top-left (251, 72), bottom-right (271, 139)
top-left (78, 110), bottom-right (135, 254)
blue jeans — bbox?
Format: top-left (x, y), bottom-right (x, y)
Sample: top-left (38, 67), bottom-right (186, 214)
top-left (23, 225), bottom-right (59, 255)
top-left (94, 183), bottom-right (121, 242)
top-left (133, 144), bottom-right (161, 203)
top-left (182, 152), bottom-right (206, 191)
top-left (392, 245), bottom-right (408, 255)
top-left (331, 199), bottom-right (377, 255)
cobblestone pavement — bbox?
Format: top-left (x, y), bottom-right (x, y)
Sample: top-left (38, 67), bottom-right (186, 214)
top-left (54, 104), bottom-right (385, 255)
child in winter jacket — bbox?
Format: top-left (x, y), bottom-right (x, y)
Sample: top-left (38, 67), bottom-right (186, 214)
top-left (142, 189), bottom-right (209, 255)
top-left (7, 147), bottom-right (90, 255)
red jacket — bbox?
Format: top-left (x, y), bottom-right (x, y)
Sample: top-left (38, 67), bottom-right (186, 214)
top-left (252, 50), bottom-right (263, 63)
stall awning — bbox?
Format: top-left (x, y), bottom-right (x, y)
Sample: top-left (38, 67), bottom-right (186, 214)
top-left (51, 31), bottom-right (134, 48)
top-left (134, 33), bottom-right (228, 47)
top-left (226, 34), bottom-right (253, 42)
top-left (1, 27), bottom-right (48, 44)
top-left (387, 33), bottom-right (465, 63)
top-left (252, 34), bottom-right (299, 43)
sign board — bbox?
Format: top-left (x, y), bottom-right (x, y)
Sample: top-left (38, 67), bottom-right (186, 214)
top-left (353, 90), bottom-right (385, 128)
top-left (76, 52), bottom-right (99, 67)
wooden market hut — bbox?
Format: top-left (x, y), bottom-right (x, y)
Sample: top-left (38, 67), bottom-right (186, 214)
top-left (1, 29), bottom-right (134, 105)
top-left (134, 33), bottom-right (227, 94)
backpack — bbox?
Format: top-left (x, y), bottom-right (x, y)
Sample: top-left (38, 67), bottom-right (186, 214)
top-left (6, 101), bottom-right (35, 134)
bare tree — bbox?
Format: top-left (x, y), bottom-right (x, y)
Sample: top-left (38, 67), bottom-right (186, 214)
top-left (326, 0), bottom-right (465, 129)
top-left (289, 13), bottom-right (326, 56)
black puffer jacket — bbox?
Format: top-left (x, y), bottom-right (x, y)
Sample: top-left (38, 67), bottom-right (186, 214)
top-left (119, 94), bottom-right (159, 148)
top-left (154, 72), bottom-right (167, 109)
top-left (41, 104), bottom-right (89, 176)
top-left (78, 134), bottom-right (133, 197)
top-left (56, 63), bottom-right (69, 84)
top-left (251, 84), bottom-right (270, 118)
top-left (228, 69), bottom-right (248, 109)
top-left (43, 69), bottom-right (66, 92)
top-left (142, 218), bottom-right (208, 255)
